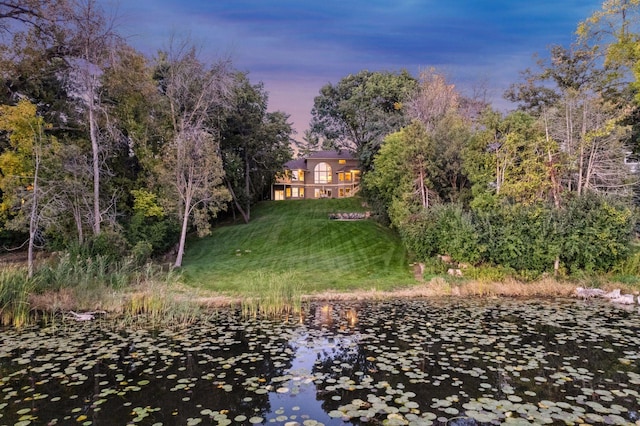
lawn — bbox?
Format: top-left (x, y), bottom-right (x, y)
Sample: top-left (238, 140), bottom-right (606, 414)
top-left (181, 197), bottom-right (415, 295)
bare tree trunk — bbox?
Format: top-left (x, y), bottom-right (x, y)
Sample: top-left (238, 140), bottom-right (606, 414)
top-left (419, 168), bottom-right (427, 208)
top-left (27, 145), bottom-right (41, 279)
top-left (577, 100), bottom-right (588, 195)
top-left (88, 94), bottom-right (101, 235)
top-left (244, 150), bottom-right (251, 221)
top-left (226, 180), bottom-right (250, 224)
top-left (174, 192), bottom-right (191, 268)
top-left (565, 100), bottom-right (574, 192)
top-left (543, 111), bottom-right (561, 209)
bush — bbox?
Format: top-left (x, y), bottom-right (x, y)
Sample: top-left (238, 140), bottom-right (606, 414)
top-left (473, 203), bottom-right (558, 275)
top-left (558, 194), bottom-right (635, 273)
top-left (397, 204), bottom-right (479, 264)
top-left (394, 193), bottom-right (636, 276)
top-left (126, 213), bottom-right (180, 257)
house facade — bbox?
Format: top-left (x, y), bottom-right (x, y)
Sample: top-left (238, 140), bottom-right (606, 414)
top-left (272, 150), bottom-right (361, 200)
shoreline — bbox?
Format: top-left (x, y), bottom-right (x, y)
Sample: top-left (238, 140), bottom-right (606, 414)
top-left (21, 276), bottom-right (640, 318)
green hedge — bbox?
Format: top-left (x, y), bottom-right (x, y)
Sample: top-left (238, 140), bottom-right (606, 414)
top-left (398, 194), bottom-right (636, 275)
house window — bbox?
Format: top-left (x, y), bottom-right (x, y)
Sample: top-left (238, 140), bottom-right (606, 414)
top-left (292, 187), bottom-right (299, 198)
top-left (345, 172), bottom-right (351, 181)
top-left (300, 188), bottom-right (305, 198)
top-left (292, 170), bottom-right (299, 181)
top-left (339, 159), bottom-right (346, 164)
top-left (299, 170), bottom-right (304, 181)
top-left (339, 188), bottom-right (345, 197)
top-left (286, 187), bottom-right (291, 198)
top-left (314, 188), bottom-right (321, 198)
top-left (274, 190), bottom-right (284, 200)
top-left (338, 172), bottom-right (344, 182)
top-left (314, 162), bottom-right (332, 183)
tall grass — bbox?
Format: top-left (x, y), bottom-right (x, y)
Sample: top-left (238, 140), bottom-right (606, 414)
top-left (35, 253), bottom-right (141, 291)
top-left (0, 267), bottom-right (34, 327)
top-left (121, 286), bottom-right (204, 329)
top-left (1, 253), bottom-right (194, 328)
top-left (239, 271), bottom-right (305, 318)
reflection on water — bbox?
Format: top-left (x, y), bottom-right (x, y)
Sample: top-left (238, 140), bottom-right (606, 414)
top-left (0, 298), bottom-right (639, 425)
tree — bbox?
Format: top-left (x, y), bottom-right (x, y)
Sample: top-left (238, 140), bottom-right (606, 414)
top-left (406, 69), bottom-right (473, 203)
top-left (101, 43), bottom-right (166, 221)
top-left (506, 44), bottom-right (635, 200)
top-left (0, 100), bottom-right (58, 276)
top-left (463, 110), bottom-right (561, 207)
top-left (0, 0), bottom-right (69, 35)
top-left (64, 0), bottom-right (121, 236)
top-left (221, 73), bottom-right (293, 223)
top-left (577, 0), bottom-right (640, 77)
top-left (406, 68), bottom-right (460, 132)
top-left (156, 42), bottom-right (233, 267)
top-left (364, 121), bottom-right (438, 227)
top-left (309, 69), bottom-right (417, 170)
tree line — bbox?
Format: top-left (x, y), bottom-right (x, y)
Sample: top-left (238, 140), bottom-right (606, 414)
top-left (0, 0), bottom-right (293, 271)
top-left (2, 0), bottom-right (639, 277)
top-left (305, 1), bottom-right (640, 276)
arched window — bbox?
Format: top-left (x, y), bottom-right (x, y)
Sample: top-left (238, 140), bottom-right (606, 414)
top-left (314, 162), bottom-right (332, 183)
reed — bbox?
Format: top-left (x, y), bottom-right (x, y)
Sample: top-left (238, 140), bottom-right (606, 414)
top-left (239, 271), bottom-right (305, 318)
top-left (0, 267), bottom-right (35, 327)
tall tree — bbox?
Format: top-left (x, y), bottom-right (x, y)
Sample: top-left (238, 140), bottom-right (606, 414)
top-left (364, 121), bottom-right (438, 227)
top-left (463, 110), bottom-right (561, 207)
top-left (0, 0), bottom-right (69, 35)
top-left (156, 42), bottom-right (233, 267)
top-left (221, 73), bottom-right (292, 223)
top-left (506, 44), bottom-right (635, 199)
top-left (406, 68), bottom-right (460, 132)
top-left (309, 69), bottom-right (417, 170)
top-left (64, 0), bottom-right (120, 236)
top-left (0, 100), bottom-right (59, 276)
top-left (406, 69), bottom-right (473, 203)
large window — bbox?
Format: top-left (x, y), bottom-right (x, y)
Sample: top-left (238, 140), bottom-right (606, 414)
top-left (314, 162), bottom-right (332, 183)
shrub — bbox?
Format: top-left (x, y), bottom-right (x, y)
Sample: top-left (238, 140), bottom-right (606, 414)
top-left (393, 193), bottom-right (635, 277)
top-left (397, 204), bottom-right (479, 264)
top-left (557, 194), bottom-right (635, 273)
top-left (126, 213), bottom-right (180, 257)
top-left (473, 203), bottom-right (558, 275)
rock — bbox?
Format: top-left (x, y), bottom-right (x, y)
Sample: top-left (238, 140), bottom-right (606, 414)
top-left (447, 268), bottom-right (462, 277)
top-left (603, 289), bottom-right (621, 299)
top-left (611, 294), bottom-right (635, 305)
top-left (575, 287), bottom-right (605, 298)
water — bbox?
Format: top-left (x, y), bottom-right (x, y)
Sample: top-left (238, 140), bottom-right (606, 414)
top-left (1, 298), bottom-right (639, 425)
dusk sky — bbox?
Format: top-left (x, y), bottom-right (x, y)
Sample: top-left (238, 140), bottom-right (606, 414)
top-left (107, 0), bottom-right (605, 141)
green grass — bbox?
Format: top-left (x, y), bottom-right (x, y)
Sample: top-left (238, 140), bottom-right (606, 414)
top-left (181, 197), bottom-right (414, 295)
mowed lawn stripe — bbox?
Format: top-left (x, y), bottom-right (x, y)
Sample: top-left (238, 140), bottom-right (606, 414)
top-left (181, 198), bottom-right (415, 294)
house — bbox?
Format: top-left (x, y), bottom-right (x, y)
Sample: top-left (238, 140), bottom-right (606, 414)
top-left (272, 150), bottom-right (361, 200)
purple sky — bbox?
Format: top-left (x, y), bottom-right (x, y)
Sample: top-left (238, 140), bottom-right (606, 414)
top-left (106, 0), bottom-right (604, 141)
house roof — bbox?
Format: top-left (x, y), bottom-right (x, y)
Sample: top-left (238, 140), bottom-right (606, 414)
top-left (284, 149), bottom-right (356, 170)
top-left (306, 150), bottom-right (356, 160)
top-left (284, 150), bottom-right (358, 170)
top-left (284, 158), bottom-right (306, 170)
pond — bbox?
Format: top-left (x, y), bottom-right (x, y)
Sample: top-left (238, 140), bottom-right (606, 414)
top-left (1, 298), bottom-right (639, 425)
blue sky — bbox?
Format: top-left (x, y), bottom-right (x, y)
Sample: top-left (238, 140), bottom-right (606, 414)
top-left (107, 0), bottom-right (604, 140)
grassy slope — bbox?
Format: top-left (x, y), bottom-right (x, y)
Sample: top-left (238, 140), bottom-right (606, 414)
top-left (181, 198), bottom-right (415, 294)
